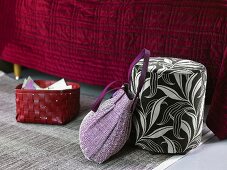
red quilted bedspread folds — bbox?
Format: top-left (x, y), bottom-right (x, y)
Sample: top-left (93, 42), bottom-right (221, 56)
top-left (206, 47), bottom-right (227, 139)
top-left (0, 1), bottom-right (227, 138)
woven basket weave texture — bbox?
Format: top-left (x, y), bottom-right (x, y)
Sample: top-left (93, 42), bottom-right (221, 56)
top-left (15, 80), bottom-right (80, 125)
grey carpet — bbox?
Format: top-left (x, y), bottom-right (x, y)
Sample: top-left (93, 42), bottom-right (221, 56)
top-left (0, 73), bottom-right (210, 170)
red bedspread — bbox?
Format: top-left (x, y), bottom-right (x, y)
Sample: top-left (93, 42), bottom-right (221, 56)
top-left (0, 0), bottom-right (227, 138)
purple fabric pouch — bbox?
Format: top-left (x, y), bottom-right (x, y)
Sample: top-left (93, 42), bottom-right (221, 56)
top-left (79, 49), bottom-right (150, 163)
top-left (79, 85), bottom-right (133, 163)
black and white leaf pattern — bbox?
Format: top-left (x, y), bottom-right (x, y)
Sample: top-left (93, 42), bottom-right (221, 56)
top-left (181, 120), bottom-right (192, 146)
top-left (133, 117), bottom-right (141, 141)
top-left (130, 57), bottom-right (207, 153)
top-left (195, 117), bottom-right (203, 135)
top-left (170, 69), bottom-right (194, 75)
top-left (158, 85), bottom-right (186, 101)
top-left (145, 99), bottom-right (156, 116)
top-left (173, 110), bottom-right (185, 139)
top-left (197, 95), bottom-right (206, 123)
top-left (145, 126), bottom-right (173, 139)
top-left (188, 135), bottom-right (201, 150)
top-left (148, 96), bottom-right (167, 129)
top-left (173, 73), bottom-right (185, 97)
top-left (191, 77), bottom-right (202, 105)
top-left (162, 74), bottom-right (175, 85)
top-left (158, 101), bottom-right (187, 126)
top-left (185, 108), bottom-right (197, 131)
top-left (162, 136), bottom-right (177, 153)
top-left (185, 73), bottom-right (198, 100)
top-left (138, 139), bottom-right (164, 153)
top-left (157, 65), bottom-right (168, 78)
top-left (173, 140), bottom-right (183, 153)
top-left (145, 72), bottom-right (158, 98)
top-left (136, 106), bottom-right (146, 134)
top-left (131, 67), bottom-right (141, 95)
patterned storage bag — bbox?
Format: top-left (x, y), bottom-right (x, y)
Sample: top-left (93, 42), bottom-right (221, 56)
top-left (129, 56), bottom-right (207, 153)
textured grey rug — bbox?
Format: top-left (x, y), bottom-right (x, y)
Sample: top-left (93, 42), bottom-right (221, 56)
top-left (0, 73), bottom-right (211, 170)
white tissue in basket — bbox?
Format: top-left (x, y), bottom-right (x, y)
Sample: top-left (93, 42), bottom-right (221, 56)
top-left (22, 76), bottom-right (72, 90)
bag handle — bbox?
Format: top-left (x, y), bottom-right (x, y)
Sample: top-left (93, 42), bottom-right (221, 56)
top-left (91, 81), bottom-right (122, 112)
top-left (130, 49), bottom-right (150, 112)
top-left (92, 49), bottom-right (150, 113)
top-left (128, 48), bottom-right (150, 82)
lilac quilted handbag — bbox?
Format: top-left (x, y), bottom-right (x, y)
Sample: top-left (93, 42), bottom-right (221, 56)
top-left (79, 49), bottom-right (150, 163)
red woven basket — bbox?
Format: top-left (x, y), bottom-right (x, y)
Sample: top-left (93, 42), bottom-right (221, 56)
top-left (15, 80), bottom-right (80, 125)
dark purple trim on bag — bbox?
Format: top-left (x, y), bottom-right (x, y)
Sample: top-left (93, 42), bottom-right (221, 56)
top-left (92, 49), bottom-right (151, 113)
top-left (130, 49), bottom-right (150, 112)
top-left (92, 81), bottom-right (121, 112)
top-left (128, 49), bottom-right (150, 82)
